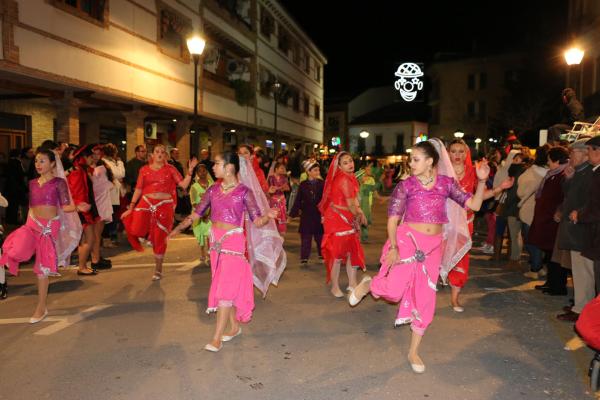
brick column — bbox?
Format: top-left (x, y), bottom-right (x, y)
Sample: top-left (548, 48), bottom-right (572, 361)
top-left (208, 124), bottom-right (224, 155)
top-left (123, 109), bottom-right (147, 161)
top-left (175, 119), bottom-right (192, 166)
top-left (54, 92), bottom-right (83, 145)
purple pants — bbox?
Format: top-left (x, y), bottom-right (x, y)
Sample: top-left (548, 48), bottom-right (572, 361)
top-left (300, 232), bottom-right (323, 261)
top-left (371, 224), bottom-right (442, 336)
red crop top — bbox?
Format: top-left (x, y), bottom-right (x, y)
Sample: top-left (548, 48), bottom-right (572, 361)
top-left (135, 164), bottom-right (183, 196)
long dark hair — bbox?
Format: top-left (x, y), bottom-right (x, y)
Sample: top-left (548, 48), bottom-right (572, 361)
top-left (413, 141), bottom-right (440, 167)
top-left (222, 151), bottom-right (240, 173)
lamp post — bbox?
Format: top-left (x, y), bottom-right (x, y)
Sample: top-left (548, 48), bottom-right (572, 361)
top-left (272, 80), bottom-right (281, 151)
top-left (564, 46), bottom-right (584, 95)
top-left (454, 130), bottom-right (465, 139)
top-left (474, 137), bottom-right (482, 153)
top-left (186, 35), bottom-right (206, 155)
top-left (359, 130), bottom-right (369, 155)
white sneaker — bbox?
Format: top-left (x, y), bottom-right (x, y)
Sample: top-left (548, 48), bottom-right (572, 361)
top-left (481, 244), bottom-right (494, 254)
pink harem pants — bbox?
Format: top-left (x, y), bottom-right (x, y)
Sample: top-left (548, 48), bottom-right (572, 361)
top-left (0, 214), bottom-right (61, 277)
top-left (207, 226), bottom-right (254, 323)
top-left (371, 224), bottom-right (442, 336)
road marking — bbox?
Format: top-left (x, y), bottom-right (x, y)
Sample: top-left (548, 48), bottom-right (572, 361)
top-left (34, 304), bottom-right (113, 336)
top-left (0, 316), bottom-right (63, 324)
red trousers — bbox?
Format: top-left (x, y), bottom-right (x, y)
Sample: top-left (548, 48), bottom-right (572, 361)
top-left (448, 220), bottom-right (474, 288)
top-left (124, 196), bottom-right (174, 256)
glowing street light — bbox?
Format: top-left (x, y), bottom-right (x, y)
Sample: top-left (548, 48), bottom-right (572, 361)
top-left (564, 47), bottom-right (584, 65)
top-left (474, 138), bottom-right (482, 144)
top-left (187, 34), bottom-right (206, 155)
top-left (359, 130), bottom-right (370, 139)
top-left (454, 131), bottom-right (465, 138)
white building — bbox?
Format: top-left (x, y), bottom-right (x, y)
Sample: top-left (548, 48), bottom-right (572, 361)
top-left (0, 0), bottom-right (326, 162)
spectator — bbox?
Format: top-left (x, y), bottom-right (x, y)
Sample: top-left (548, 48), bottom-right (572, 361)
top-left (491, 149), bottom-right (520, 261)
top-left (199, 148), bottom-right (215, 180)
top-left (518, 146), bottom-right (549, 278)
top-left (102, 143), bottom-right (126, 246)
top-left (528, 146), bottom-right (569, 296)
top-left (548, 88), bottom-right (585, 143)
top-left (4, 149), bottom-right (27, 225)
top-left (554, 139), bottom-right (595, 321)
top-left (125, 145), bottom-right (147, 190)
top-left (169, 147), bottom-right (191, 221)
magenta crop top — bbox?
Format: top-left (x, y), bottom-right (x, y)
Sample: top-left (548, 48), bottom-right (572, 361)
top-left (194, 184), bottom-right (262, 226)
top-left (388, 175), bottom-right (472, 224)
top-left (29, 177), bottom-right (71, 208)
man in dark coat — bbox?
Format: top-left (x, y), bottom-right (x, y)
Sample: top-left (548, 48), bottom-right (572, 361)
top-left (289, 160), bottom-right (324, 266)
top-left (571, 136), bottom-right (600, 295)
top-left (4, 149), bottom-right (27, 225)
top-left (548, 88), bottom-right (585, 143)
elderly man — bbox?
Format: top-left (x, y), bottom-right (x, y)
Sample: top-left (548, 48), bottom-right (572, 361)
top-left (555, 139), bottom-right (595, 321)
top-left (571, 136), bottom-right (600, 297)
top-left (199, 148), bottom-right (215, 180)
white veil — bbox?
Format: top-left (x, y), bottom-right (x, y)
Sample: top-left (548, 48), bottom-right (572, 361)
top-left (239, 157), bottom-right (287, 297)
top-left (54, 153), bottom-right (83, 267)
top-left (428, 138), bottom-right (472, 281)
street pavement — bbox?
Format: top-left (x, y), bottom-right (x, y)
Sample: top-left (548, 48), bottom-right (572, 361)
top-left (0, 204), bottom-right (596, 400)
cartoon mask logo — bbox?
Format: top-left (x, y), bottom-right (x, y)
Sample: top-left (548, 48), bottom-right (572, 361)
top-left (394, 63), bottom-right (424, 102)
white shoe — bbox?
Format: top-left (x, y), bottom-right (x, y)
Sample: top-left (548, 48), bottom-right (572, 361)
top-left (29, 309), bottom-right (48, 324)
top-left (408, 357), bottom-right (426, 374)
top-left (481, 244), bottom-right (494, 254)
top-left (222, 327), bottom-right (242, 342)
top-left (204, 343), bottom-right (222, 352)
top-left (348, 276), bottom-right (372, 307)
top-left (452, 305), bottom-right (464, 313)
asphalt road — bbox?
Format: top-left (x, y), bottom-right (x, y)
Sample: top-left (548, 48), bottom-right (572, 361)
top-left (0, 204), bottom-right (596, 400)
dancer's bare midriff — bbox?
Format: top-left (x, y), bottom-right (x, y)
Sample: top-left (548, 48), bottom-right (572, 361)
top-left (30, 205), bottom-right (58, 221)
top-left (407, 222), bottom-right (443, 235)
top-left (145, 192), bottom-right (173, 200)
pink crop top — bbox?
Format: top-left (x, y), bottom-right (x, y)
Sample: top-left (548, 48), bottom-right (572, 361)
top-left (388, 175), bottom-right (472, 224)
top-left (29, 177), bottom-right (71, 208)
top-left (194, 184), bottom-right (262, 226)
top-left (267, 175), bottom-right (288, 196)
top-left (135, 164), bottom-right (182, 196)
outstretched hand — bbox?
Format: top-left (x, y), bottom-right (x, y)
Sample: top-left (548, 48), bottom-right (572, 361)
top-left (475, 158), bottom-right (490, 181)
top-left (188, 157), bottom-right (199, 172)
top-left (499, 177), bottom-right (514, 190)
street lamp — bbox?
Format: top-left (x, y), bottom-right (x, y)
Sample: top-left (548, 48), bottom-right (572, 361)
top-left (359, 130), bottom-right (370, 138)
top-left (564, 46), bottom-right (584, 96)
top-left (474, 137), bottom-right (482, 152)
top-left (187, 35), bottom-right (206, 155)
top-left (454, 131), bottom-right (465, 138)
top-left (272, 80), bottom-right (282, 146)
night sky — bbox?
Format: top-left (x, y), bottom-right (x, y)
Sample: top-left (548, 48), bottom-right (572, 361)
top-left (281, 0), bottom-right (568, 100)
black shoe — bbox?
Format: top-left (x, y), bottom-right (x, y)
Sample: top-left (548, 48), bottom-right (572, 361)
top-left (91, 262), bottom-right (112, 270)
top-left (0, 281), bottom-right (7, 299)
top-left (98, 258), bottom-right (112, 266)
top-left (77, 269), bottom-right (98, 276)
top-left (535, 283), bottom-right (550, 290)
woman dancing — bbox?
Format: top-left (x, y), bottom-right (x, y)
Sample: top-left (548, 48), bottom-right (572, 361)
top-left (0, 149), bottom-right (77, 322)
top-left (267, 162), bottom-right (290, 235)
top-left (319, 151), bottom-right (367, 298)
top-left (349, 139), bottom-right (489, 373)
top-left (122, 144), bottom-right (197, 280)
top-left (170, 152), bottom-right (284, 352)
top-left (189, 163), bottom-right (214, 264)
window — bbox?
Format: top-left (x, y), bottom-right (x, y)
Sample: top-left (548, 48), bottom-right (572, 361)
top-left (291, 88), bottom-right (300, 112)
top-left (478, 101), bottom-right (487, 121)
top-left (479, 73), bottom-right (487, 90)
top-left (395, 133), bottom-right (405, 154)
top-left (315, 64), bottom-right (321, 82)
top-left (50, 0), bottom-right (108, 25)
top-left (156, 1), bottom-right (193, 62)
top-left (260, 7), bottom-right (275, 37)
top-left (277, 81), bottom-right (290, 106)
top-left (467, 101), bottom-right (476, 119)
top-left (278, 26), bottom-right (290, 55)
top-left (314, 103), bottom-right (321, 120)
top-left (375, 134), bottom-right (383, 155)
top-left (304, 95), bottom-right (310, 116)
top-left (304, 51), bottom-right (311, 74)
top-left (259, 67), bottom-right (276, 97)
top-left (292, 41), bottom-right (301, 66)
top-left (467, 74), bottom-right (475, 90)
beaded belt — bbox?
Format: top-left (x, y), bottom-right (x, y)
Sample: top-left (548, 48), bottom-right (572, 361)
top-left (209, 227), bottom-right (247, 267)
top-left (134, 196), bottom-right (174, 234)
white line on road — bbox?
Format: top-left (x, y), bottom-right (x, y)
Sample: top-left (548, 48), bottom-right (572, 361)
top-left (176, 259), bottom-right (202, 271)
top-left (0, 316), bottom-right (63, 324)
top-left (34, 304), bottom-right (113, 336)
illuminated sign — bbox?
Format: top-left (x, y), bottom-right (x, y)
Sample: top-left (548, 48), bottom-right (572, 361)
top-left (331, 136), bottom-right (341, 146)
top-left (265, 139), bottom-right (273, 148)
top-left (415, 133), bottom-right (428, 143)
top-left (394, 63), bottom-right (424, 102)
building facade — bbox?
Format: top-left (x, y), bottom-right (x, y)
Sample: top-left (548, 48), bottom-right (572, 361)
top-left (427, 53), bottom-right (526, 141)
top-left (0, 0), bottom-right (326, 164)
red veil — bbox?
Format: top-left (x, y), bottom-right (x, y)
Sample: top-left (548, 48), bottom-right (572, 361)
top-left (318, 151), bottom-right (348, 214)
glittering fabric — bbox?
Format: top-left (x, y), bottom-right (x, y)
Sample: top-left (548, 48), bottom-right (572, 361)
top-left (29, 177), bottom-right (70, 207)
top-left (194, 184), bottom-right (262, 226)
top-left (267, 175), bottom-right (289, 196)
top-left (388, 175), bottom-right (472, 224)
top-left (135, 164), bottom-right (182, 198)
